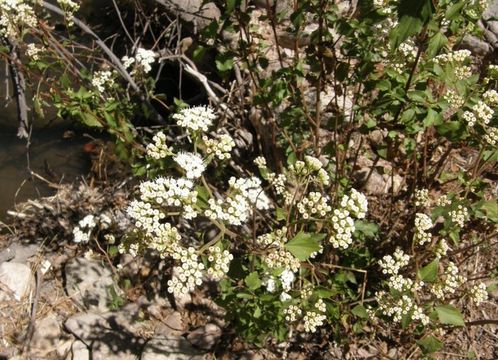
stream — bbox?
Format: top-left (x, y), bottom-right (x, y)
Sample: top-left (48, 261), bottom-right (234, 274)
top-left (0, 79), bottom-right (90, 221)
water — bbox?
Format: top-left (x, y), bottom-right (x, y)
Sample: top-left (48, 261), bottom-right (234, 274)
top-left (0, 83), bottom-right (90, 221)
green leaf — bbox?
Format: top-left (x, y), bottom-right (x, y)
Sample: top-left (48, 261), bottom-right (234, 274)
top-left (276, 207), bottom-right (286, 221)
top-left (418, 335), bottom-right (443, 353)
top-left (354, 221), bottom-right (379, 238)
top-left (435, 305), bottom-right (465, 326)
top-left (244, 272), bottom-right (262, 291)
top-left (79, 112), bottom-right (103, 128)
top-left (424, 108), bottom-right (442, 127)
top-left (435, 121), bottom-right (466, 141)
top-left (427, 32), bottom-right (448, 58)
top-left (473, 200), bottom-right (498, 222)
top-left (284, 232), bottom-right (323, 261)
top-left (445, 1), bottom-right (465, 20)
top-left (391, 0), bottom-right (434, 48)
top-left (418, 259), bottom-right (439, 283)
top-left (351, 304), bottom-right (369, 319)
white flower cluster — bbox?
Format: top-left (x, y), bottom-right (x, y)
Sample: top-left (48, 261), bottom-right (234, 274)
top-left (167, 247), bottom-right (204, 296)
top-left (300, 285), bottom-right (313, 299)
top-left (435, 239), bottom-right (450, 258)
top-left (264, 248), bottom-right (301, 273)
top-left (73, 215), bottom-right (97, 243)
top-left (173, 152), bottom-right (206, 179)
top-left (443, 90), bottom-right (465, 109)
top-left (470, 283), bottom-right (488, 305)
top-left (414, 188), bottom-right (430, 207)
top-left (297, 192), bottom-right (332, 219)
top-left (173, 105), bottom-right (216, 134)
top-left (254, 156), bottom-right (266, 168)
top-left (483, 89), bottom-right (498, 105)
top-left (91, 70), bottom-right (114, 93)
top-left (463, 100), bottom-right (494, 128)
top-left (58, 0), bottom-right (79, 18)
top-left (434, 50), bottom-right (471, 64)
top-left (414, 213), bottom-right (433, 245)
top-left (431, 262), bottom-right (466, 299)
top-left (373, 0), bottom-right (394, 15)
top-left (26, 43), bottom-right (42, 60)
top-left (484, 128), bottom-right (498, 146)
top-left (257, 227), bottom-right (288, 247)
top-left (264, 276), bottom-right (276, 293)
top-left (147, 223), bottom-right (182, 259)
top-left (206, 245), bottom-right (233, 280)
top-left (146, 131), bottom-right (172, 160)
top-left (340, 189), bottom-right (368, 219)
top-left (378, 248), bottom-right (410, 276)
top-left (122, 48), bottom-right (156, 74)
top-left (449, 205), bottom-right (469, 228)
top-left (137, 177), bottom-right (198, 219)
top-left (328, 208), bottom-right (356, 249)
top-left (303, 310), bottom-right (326, 333)
top-left (203, 133), bottom-right (235, 160)
top-left (267, 173), bottom-right (287, 195)
top-left (388, 274), bottom-right (417, 292)
top-left (284, 305), bottom-right (302, 322)
top-left (376, 292), bottom-right (429, 325)
top-left (436, 194), bottom-right (452, 207)
top-left (0, 0), bottom-right (37, 39)
top-left (399, 41), bottom-right (417, 62)
top-left (434, 50), bottom-right (473, 80)
top-left (280, 269), bottom-right (295, 291)
top-left (126, 200), bottom-right (165, 233)
top-left (205, 176), bottom-right (270, 226)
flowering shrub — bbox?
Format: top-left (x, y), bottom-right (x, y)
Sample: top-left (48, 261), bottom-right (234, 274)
top-left (2, 0), bottom-right (497, 356)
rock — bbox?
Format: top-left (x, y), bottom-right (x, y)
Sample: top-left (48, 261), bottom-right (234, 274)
top-left (462, 35), bottom-right (492, 56)
top-left (156, 0), bottom-right (220, 31)
top-left (140, 337), bottom-right (205, 360)
top-left (155, 311), bottom-right (185, 337)
top-left (91, 331), bottom-right (143, 360)
top-left (30, 315), bottom-right (62, 357)
top-left (65, 311), bottom-right (138, 343)
top-left (186, 323), bottom-right (222, 351)
top-left (65, 311), bottom-right (144, 360)
top-left (71, 340), bottom-right (90, 360)
top-left (0, 243), bottom-right (39, 264)
top-left (0, 262), bottom-right (34, 301)
top-left (64, 257), bottom-right (118, 312)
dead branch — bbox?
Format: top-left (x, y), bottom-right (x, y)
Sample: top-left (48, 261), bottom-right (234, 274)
top-left (4, 39), bottom-right (30, 139)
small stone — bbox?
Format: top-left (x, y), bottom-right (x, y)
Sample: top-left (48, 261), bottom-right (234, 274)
top-left (156, 311), bottom-right (185, 337)
top-left (0, 243), bottom-right (39, 264)
top-left (140, 337), bottom-right (205, 360)
top-left (187, 324), bottom-right (222, 351)
top-left (91, 331), bottom-right (143, 360)
top-left (64, 257), bottom-right (118, 312)
top-left (71, 340), bottom-right (90, 360)
top-left (0, 262), bottom-right (34, 301)
top-left (30, 314), bottom-right (61, 356)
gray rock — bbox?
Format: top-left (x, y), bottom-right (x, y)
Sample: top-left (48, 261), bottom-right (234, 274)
top-left (91, 331), bottom-right (143, 360)
top-left (483, 0), bottom-right (498, 20)
top-left (0, 243), bottom-right (39, 264)
top-left (186, 324), bottom-right (222, 351)
top-left (155, 311), bottom-right (185, 337)
top-left (156, 0), bottom-right (220, 31)
top-left (0, 262), bottom-right (34, 301)
top-left (140, 337), bottom-right (205, 360)
top-left (65, 257), bottom-right (118, 312)
top-left (462, 35), bottom-right (492, 56)
top-left (71, 340), bottom-right (90, 360)
top-left (30, 315), bottom-right (62, 357)
top-left (65, 311), bottom-right (139, 343)
top-left (65, 312), bottom-right (144, 360)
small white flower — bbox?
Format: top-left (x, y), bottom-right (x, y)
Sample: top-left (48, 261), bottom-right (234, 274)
top-left (174, 152), bottom-right (206, 179)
